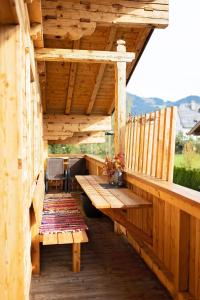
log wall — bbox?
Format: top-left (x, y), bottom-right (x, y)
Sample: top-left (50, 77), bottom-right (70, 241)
top-left (0, 21), bottom-right (44, 300)
top-left (85, 154), bottom-right (200, 300)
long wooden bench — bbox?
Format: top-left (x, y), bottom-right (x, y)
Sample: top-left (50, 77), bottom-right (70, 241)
top-left (33, 193), bottom-right (89, 273)
top-left (39, 230), bottom-right (88, 272)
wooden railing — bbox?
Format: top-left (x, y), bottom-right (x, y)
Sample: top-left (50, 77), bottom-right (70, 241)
top-left (125, 107), bottom-right (177, 181)
top-left (85, 154), bottom-right (200, 300)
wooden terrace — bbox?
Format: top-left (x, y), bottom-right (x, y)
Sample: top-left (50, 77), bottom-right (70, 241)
top-left (1, 1), bottom-right (200, 300)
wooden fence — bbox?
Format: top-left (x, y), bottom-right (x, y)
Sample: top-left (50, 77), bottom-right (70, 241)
top-left (125, 107), bottom-right (177, 181)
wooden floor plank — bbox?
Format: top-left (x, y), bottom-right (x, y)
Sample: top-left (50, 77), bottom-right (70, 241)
top-left (31, 215), bottom-right (172, 300)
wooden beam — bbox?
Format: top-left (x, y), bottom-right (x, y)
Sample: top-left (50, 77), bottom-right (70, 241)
top-left (27, 0), bottom-right (44, 48)
top-left (114, 40), bottom-right (127, 154)
top-left (35, 48), bottom-right (135, 64)
top-left (65, 40), bottom-right (80, 114)
top-left (48, 132), bottom-right (105, 144)
top-left (86, 27), bottom-right (117, 115)
top-left (43, 114), bottom-right (112, 132)
top-left (42, 0), bottom-right (169, 38)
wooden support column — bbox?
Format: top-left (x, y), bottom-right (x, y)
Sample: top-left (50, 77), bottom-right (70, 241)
top-left (114, 40), bottom-right (127, 154)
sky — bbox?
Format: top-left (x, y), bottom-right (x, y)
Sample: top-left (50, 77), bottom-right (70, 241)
top-left (126, 0), bottom-right (200, 102)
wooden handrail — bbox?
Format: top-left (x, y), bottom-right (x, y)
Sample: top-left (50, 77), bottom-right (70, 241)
top-left (85, 154), bottom-right (200, 220)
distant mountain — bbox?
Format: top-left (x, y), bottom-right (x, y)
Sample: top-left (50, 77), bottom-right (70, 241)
top-left (126, 94), bottom-right (200, 132)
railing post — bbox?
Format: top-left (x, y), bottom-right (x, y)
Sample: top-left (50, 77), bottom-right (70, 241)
top-left (114, 40), bottom-right (126, 155)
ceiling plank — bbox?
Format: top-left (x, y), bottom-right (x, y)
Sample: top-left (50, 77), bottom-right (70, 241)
top-left (35, 48), bottom-right (135, 64)
top-left (86, 27), bottom-right (117, 115)
top-left (65, 40), bottom-right (80, 114)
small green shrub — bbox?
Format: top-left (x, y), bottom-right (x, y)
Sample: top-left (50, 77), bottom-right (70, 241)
top-left (173, 167), bottom-right (200, 191)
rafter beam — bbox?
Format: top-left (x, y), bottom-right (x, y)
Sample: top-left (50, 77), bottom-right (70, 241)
top-left (43, 114), bottom-right (111, 132)
top-left (86, 27), bottom-right (117, 115)
top-left (65, 40), bottom-right (80, 114)
top-left (48, 132), bottom-right (105, 144)
top-left (35, 48), bottom-right (135, 64)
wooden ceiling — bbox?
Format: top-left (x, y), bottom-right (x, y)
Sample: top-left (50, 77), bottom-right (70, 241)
top-left (36, 0), bottom-right (168, 116)
top-left (40, 26), bottom-right (150, 115)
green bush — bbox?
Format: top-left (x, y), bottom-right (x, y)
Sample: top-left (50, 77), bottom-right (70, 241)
top-left (173, 167), bottom-right (200, 191)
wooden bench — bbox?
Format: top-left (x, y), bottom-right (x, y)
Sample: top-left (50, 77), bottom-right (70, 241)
top-left (32, 193), bottom-right (89, 274)
top-left (39, 230), bottom-right (88, 272)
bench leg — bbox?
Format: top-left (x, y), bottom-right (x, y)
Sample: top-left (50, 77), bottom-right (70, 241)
top-left (72, 243), bottom-right (80, 272)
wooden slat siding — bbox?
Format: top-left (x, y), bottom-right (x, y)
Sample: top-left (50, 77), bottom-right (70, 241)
top-left (125, 119), bottom-right (130, 169)
top-left (125, 107), bottom-right (176, 180)
top-left (138, 116), bottom-right (145, 173)
top-left (167, 106), bottom-right (177, 182)
top-left (134, 116), bottom-right (141, 172)
top-left (163, 202), bottom-right (171, 273)
top-left (153, 196), bottom-right (159, 255)
top-left (174, 211), bottom-right (190, 293)
top-left (130, 116), bottom-right (137, 171)
top-left (128, 118), bottom-right (134, 170)
top-left (155, 109), bottom-right (165, 178)
top-left (162, 107), bottom-right (171, 180)
top-left (142, 113), bottom-right (150, 174)
top-left (189, 218), bottom-right (200, 299)
top-left (151, 110), bottom-right (159, 177)
top-left (127, 119), bottom-right (132, 169)
top-left (146, 112), bottom-right (155, 175)
top-left (158, 198), bottom-right (165, 262)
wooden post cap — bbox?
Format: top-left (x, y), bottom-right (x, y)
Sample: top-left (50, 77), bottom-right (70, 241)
top-left (117, 40), bottom-right (126, 52)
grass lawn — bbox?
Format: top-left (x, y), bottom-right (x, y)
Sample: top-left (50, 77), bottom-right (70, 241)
top-left (174, 154), bottom-right (200, 169)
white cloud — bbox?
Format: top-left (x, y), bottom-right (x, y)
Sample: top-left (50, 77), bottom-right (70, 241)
top-left (127, 0), bottom-right (200, 101)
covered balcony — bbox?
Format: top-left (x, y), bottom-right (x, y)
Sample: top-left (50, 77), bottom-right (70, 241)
top-left (1, 1), bottom-right (200, 300)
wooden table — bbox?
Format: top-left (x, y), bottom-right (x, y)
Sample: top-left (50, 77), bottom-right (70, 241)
top-left (76, 175), bottom-right (152, 209)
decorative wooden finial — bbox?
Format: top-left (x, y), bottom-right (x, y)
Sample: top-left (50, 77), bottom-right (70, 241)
top-left (117, 40), bottom-right (126, 52)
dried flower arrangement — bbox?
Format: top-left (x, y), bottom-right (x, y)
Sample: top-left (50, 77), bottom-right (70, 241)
top-left (103, 153), bottom-right (125, 179)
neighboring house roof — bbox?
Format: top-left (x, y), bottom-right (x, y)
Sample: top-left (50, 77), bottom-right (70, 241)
top-left (188, 121), bottom-right (200, 136)
top-left (178, 102), bottom-right (200, 129)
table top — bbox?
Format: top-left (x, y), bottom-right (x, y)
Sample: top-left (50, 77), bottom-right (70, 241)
top-left (76, 175), bottom-right (152, 209)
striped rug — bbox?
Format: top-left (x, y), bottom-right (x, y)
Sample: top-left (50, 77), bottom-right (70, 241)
top-left (39, 194), bottom-right (88, 234)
